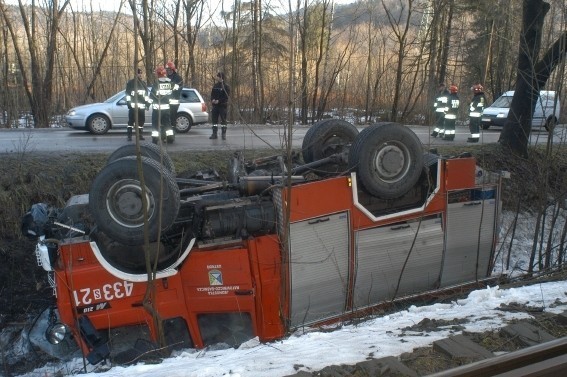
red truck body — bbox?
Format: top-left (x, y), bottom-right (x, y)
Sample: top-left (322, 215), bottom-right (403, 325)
top-left (35, 154), bottom-right (501, 364)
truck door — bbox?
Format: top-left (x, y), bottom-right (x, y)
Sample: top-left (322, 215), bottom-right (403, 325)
top-left (288, 211), bottom-right (350, 327)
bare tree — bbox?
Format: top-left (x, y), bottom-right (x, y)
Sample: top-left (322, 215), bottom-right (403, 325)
top-left (0, 0), bottom-right (71, 128)
top-left (499, 0), bottom-right (567, 157)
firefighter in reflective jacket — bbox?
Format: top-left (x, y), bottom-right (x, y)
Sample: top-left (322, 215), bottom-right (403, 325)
top-left (150, 65), bottom-right (175, 143)
top-left (467, 84), bottom-right (486, 143)
top-left (125, 68), bottom-right (150, 141)
top-left (442, 84), bottom-right (460, 141)
top-left (431, 83), bottom-right (450, 138)
top-left (165, 61), bottom-right (183, 128)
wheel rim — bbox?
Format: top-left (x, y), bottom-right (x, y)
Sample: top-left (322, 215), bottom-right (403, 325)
top-left (175, 116), bottom-right (190, 132)
top-left (91, 116), bottom-right (109, 133)
top-left (373, 142), bottom-right (410, 183)
top-left (106, 179), bottom-right (155, 228)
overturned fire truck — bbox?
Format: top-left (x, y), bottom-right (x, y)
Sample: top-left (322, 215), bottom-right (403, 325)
top-left (23, 120), bottom-right (503, 365)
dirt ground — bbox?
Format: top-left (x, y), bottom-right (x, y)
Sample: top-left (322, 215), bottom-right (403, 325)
top-left (1, 143), bottom-right (567, 376)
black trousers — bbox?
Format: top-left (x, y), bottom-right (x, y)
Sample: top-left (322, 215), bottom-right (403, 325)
top-left (128, 108), bottom-right (145, 129)
top-left (211, 104), bottom-right (228, 125)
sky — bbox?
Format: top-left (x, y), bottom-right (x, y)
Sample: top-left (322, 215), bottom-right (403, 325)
top-left (13, 210), bottom-right (567, 377)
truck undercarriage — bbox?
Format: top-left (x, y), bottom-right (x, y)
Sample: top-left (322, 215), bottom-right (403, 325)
top-left (22, 120), bottom-right (503, 365)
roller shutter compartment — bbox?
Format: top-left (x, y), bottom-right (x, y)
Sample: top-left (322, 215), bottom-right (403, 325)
top-left (440, 188), bottom-right (497, 287)
top-left (353, 216), bottom-right (444, 308)
top-left (288, 211), bottom-right (350, 327)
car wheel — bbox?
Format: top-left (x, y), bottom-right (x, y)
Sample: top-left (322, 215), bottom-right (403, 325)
top-left (106, 143), bottom-right (176, 175)
top-left (174, 113), bottom-right (193, 133)
top-left (481, 123), bottom-right (490, 130)
top-left (301, 119), bottom-right (359, 176)
top-left (349, 123), bottom-right (423, 199)
top-left (87, 114), bottom-right (111, 134)
top-left (89, 156), bottom-right (180, 245)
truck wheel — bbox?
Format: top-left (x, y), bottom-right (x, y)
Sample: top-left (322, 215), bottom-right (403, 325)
top-left (302, 119), bottom-right (332, 163)
top-left (349, 123), bottom-right (423, 199)
top-left (107, 143), bottom-right (176, 175)
top-left (92, 230), bottom-right (186, 273)
top-left (301, 119), bottom-right (359, 176)
top-left (89, 156), bottom-right (180, 245)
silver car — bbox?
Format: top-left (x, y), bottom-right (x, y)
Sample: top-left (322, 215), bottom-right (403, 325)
top-left (65, 88), bottom-right (208, 135)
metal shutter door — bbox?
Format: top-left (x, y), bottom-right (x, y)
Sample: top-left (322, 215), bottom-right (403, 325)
top-left (441, 198), bottom-right (497, 287)
top-left (353, 217), bottom-right (444, 308)
top-left (289, 211), bottom-right (350, 327)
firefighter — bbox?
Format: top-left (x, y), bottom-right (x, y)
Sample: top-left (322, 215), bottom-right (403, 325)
top-left (467, 84), bottom-right (486, 143)
top-left (442, 84), bottom-right (460, 141)
top-left (165, 61), bottom-right (184, 130)
top-left (149, 65), bottom-right (174, 144)
top-left (209, 72), bottom-right (230, 140)
top-left (125, 68), bottom-right (149, 141)
top-left (431, 83), bottom-right (450, 138)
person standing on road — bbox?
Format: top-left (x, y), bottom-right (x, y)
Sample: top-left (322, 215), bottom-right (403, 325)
top-left (209, 72), bottom-right (230, 140)
top-left (149, 65), bottom-right (174, 144)
top-left (125, 68), bottom-right (150, 141)
top-left (442, 84), bottom-right (460, 141)
top-left (431, 83), bottom-right (450, 138)
top-left (467, 83), bottom-right (486, 143)
top-left (165, 61), bottom-right (184, 131)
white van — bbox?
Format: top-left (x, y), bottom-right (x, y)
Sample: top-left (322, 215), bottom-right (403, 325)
top-left (481, 90), bottom-right (560, 132)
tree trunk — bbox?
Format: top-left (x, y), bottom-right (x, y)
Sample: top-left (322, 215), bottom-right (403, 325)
top-left (499, 0), bottom-right (550, 157)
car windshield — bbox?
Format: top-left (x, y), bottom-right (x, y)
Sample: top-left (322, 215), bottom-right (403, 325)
top-left (491, 95), bottom-right (513, 108)
top-left (104, 91), bottom-right (126, 103)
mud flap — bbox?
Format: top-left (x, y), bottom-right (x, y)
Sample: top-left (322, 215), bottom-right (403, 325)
top-left (78, 316), bottom-right (110, 364)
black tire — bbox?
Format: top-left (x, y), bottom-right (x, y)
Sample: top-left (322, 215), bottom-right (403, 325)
top-left (302, 119), bottom-right (333, 163)
top-left (174, 113), bottom-right (193, 133)
top-left (87, 114), bottom-right (111, 134)
top-left (481, 123), bottom-right (490, 130)
top-left (89, 156), bottom-right (180, 245)
top-left (301, 119), bottom-right (359, 176)
top-left (349, 123), bottom-right (424, 199)
top-left (107, 143), bottom-right (176, 175)
top-left (423, 152), bottom-right (439, 168)
top-left (92, 230), bottom-right (191, 273)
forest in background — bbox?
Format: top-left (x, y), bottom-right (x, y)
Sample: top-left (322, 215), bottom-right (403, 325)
top-left (0, 0), bottom-right (566, 128)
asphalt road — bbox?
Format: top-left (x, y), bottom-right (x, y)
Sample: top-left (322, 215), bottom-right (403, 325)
top-left (0, 123), bottom-right (564, 154)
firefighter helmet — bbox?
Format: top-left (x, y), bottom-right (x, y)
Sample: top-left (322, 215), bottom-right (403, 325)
top-left (472, 84), bottom-right (484, 93)
top-left (155, 65), bottom-right (167, 78)
top-left (165, 61), bottom-right (176, 72)
top-left (449, 84), bottom-right (458, 94)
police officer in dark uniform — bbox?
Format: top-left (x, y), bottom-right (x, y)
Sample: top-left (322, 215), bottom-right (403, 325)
top-left (209, 72), bottom-right (230, 140)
